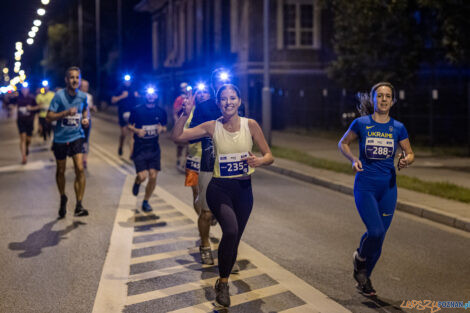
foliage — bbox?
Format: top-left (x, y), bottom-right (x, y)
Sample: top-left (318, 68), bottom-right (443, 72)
top-left (327, 0), bottom-right (470, 90)
top-left (40, 23), bottom-right (75, 82)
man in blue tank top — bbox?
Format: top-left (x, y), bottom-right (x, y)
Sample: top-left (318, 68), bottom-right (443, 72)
top-left (47, 66), bottom-right (90, 219)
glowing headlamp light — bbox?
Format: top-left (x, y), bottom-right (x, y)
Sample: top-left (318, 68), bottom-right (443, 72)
top-left (22, 82), bottom-right (29, 88)
top-left (219, 71), bottom-right (229, 82)
top-left (186, 85), bottom-right (193, 92)
top-left (146, 87), bottom-right (156, 95)
top-left (124, 74), bottom-right (131, 81)
top-left (196, 83), bottom-right (207, 91)
top-left (42, 80), bottom-right (49, 87)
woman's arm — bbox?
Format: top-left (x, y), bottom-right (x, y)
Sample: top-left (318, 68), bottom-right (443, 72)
top-left (246, 119), bottom-right (274, 167)
top-left (171, 95), bottom-right (213, 142)
top-left (398, 138), bottom-right (415, 169)
top-left (338, 129), bottom-right (363, 172)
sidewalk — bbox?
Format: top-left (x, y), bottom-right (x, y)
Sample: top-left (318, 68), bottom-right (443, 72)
top-left (269, 130), bottom-right (470, 233)
top-left (94, 110), bottom-right (470, 232)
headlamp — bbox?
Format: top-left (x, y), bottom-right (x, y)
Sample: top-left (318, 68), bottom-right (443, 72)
top-left (219, 71), bottom-right (229, 82)
top-left (196, 83), bottom-right (207, 91)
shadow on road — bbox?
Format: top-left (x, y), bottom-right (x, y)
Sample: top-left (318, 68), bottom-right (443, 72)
top-left (8, 220), bottom-right (86, 258)
top-left (361, 295), bottom-right (408, 312)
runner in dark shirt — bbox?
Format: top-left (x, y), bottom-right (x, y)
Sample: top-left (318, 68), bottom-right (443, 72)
top-left (16, 84), bottom-right (39, 164)
top-left (128, 86), bottom-right (168, 212)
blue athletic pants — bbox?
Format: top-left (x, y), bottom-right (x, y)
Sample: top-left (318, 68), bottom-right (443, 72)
top-left (354, 173), bottom-right (397, 277)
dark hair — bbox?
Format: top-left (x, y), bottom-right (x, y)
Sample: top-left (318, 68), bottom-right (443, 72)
top-left (216, 84), bottom-right (241, 103)
top-left (66, 66), bottom-right (81, 77)
top-left (357, 82), bottom-right (396, 116)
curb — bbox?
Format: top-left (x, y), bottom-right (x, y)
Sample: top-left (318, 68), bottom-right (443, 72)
top-left (93, 113), bottom-right (470, 233)
top-left (265, 165), bottom-right (470, 233)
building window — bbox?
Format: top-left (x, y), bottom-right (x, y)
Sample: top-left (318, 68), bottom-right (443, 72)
top-left (279, 0), bottom-right (320, 49)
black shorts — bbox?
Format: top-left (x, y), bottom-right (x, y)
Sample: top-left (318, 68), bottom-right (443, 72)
top-left (17, 119), bottom-right (34, 136)
top-left (133, 148), bottom-right (161, 173)
top-left (52, 138), bottom-right (86, 160)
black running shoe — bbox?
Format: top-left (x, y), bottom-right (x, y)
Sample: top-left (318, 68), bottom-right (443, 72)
top-left (142, 200), bottom-right (153, 212)
top-left (357, 278), bottom-right (376, 297)
top-left (118, 146), bottom-right (123, 156)
top-left (199, 246), bottom-right (214, 265)
top-left (58, 195), bottom-right (67, 219)
top-left (353, 251), bottom-right (368, 286)
top-left (74, 204), bottom-right (89, 217)
top-left (215, 279), bottom-right (230, 308)
top-left (132, 181), bottom-right (141, 196)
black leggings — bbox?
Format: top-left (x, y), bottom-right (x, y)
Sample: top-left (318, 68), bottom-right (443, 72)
top-left (206, 177), bottom-right (253, 278)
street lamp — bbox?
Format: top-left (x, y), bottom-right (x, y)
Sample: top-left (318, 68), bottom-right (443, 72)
top-left (27, 38), bottom-right (34, 45)
top-left (41, 0), bottom-right (50, 4)
top-left (37, 8), bottom-right (46, 16)
top-left (32, 26), bottom-right (39, 33)
top-left (28, 31), bottom-right (36, 38)
top-left (33, 20), bottom-right (42, 26)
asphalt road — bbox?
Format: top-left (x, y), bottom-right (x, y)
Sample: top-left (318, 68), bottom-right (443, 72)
top-left (0, 115), bottom-right (469, 313)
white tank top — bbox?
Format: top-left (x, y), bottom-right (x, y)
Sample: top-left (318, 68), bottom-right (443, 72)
top-left (212, 117), bottom-right (254, 178)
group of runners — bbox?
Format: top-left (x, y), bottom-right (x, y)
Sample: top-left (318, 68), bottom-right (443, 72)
top-left (4, 64), bottom-right (415, 307)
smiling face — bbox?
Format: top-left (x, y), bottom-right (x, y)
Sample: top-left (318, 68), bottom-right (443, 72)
top-left (373, 85), bottom-right (393, 114)
top-left (65, 70), bottom-right (81, 91)
top-left (217, 87), bottom-right (241, 117)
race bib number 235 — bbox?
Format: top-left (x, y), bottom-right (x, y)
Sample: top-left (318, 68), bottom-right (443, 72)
top-left (219, 152), bottom-right (249, 177)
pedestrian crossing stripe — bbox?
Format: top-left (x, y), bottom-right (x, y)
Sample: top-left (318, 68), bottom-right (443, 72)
top-left (92, 174), bottom-right (351, 313)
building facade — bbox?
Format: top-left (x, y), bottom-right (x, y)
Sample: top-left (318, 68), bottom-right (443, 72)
top-left (135, 0), bottom-right (342, 129)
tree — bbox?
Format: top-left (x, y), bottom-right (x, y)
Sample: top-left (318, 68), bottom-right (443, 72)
top-left (41, 23), bottom-right (76, 83)
top-left (327, 0), bottom-right (424, 91)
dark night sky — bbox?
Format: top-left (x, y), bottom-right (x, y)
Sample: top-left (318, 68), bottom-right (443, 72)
top-left (0, 0), bottom-right (150, 81)
top-left (0, 1), bottom-right (69, 67)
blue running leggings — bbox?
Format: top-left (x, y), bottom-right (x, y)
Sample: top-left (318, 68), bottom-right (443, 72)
top-left (206, 177), bottom-right (253, 278)
top-left (354, 173), bottom-right (397, 277)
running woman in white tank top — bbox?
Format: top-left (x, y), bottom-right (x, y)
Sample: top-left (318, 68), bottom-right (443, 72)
top-left (171, 84), bottom-right (274, 308)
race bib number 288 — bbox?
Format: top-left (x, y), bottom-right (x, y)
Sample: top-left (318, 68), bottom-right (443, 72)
top-left (365, 137), bottom-right (394, 160)
top-left (219, 152), bottom-right (249, 177)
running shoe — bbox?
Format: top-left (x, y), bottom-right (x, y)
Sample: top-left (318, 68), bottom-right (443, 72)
top-left (142, 200), bottom-right (153, 212)
top-left (74, 203), bottom-right (89, 217)
top-left (214, 279), bottom-right (230, 308)
top-left (58, 195), bottom-right (67, 219)
top-left (118, 146), bottom-right (123, 156)
top-left (357, 278), bottom-right (376, 297)
top-left (353, 251), bottom-right (368, 286)
top-left (21, 156), bottom-right (27, 165)
top-left (199, 246), bottom-right (214, 265)
top-left (132, 180), bottom-right (141, 196)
